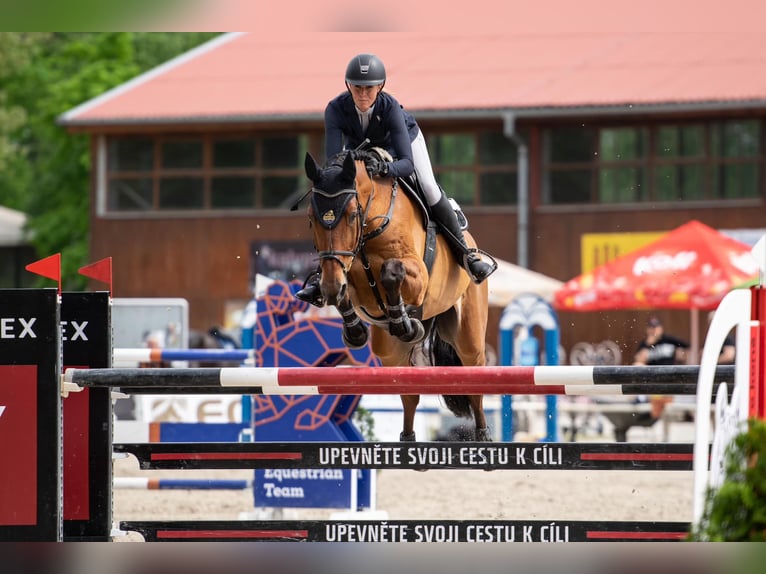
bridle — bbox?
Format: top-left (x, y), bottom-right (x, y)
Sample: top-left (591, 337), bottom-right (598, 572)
top-left (310, 185), bottom-right (363, 274)
top-left (310, 163), bottom-right (399, 311)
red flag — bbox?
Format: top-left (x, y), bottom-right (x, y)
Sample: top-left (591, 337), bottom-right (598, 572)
top-left (78, 257), bottom-right (112, 292)
top-left (25, 254), bottom-right (61, 292)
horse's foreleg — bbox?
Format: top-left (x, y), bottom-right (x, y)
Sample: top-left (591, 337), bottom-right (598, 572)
top-left (380, 259), bottom-right (425, 343)
top-left (337, 297), bottom-right (369, 349)
top-left (400, 394), bottom-right (420, 441)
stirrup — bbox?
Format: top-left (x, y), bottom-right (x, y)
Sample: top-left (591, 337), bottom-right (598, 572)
top-left (463, 249), bottom-right (498, 284)
top-left (294, 272), bottom-right (324, 307)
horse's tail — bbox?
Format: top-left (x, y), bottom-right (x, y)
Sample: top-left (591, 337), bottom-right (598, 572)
top-left (429, 329), bottom-right (473, 419)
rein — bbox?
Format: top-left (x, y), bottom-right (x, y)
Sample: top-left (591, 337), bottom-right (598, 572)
top-left (312, 166), bottom-right (398, 312)
top-left (358, 177), bottom-right (398, 312)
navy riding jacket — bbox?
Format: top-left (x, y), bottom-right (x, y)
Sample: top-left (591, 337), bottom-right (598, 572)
top-left (324, 91), bottom-right (420, 179)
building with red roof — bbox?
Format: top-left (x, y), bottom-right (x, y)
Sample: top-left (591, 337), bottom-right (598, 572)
top-left (59, 14), bottom-right (766, 358)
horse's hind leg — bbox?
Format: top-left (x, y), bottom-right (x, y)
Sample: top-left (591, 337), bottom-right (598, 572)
top-left (400, 395), bottom-right (420, 441)
top-left (439, 287), bottom-right (492, 441)
top-left (470, 395), bottom-right (491, 441)
top-left (337, 296), bottom-right (368, 349)
top-left (380, 259), bottom-right (425, 343)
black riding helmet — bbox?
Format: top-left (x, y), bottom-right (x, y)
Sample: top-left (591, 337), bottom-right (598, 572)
top-left (345, 53), bottom-right (386, 87)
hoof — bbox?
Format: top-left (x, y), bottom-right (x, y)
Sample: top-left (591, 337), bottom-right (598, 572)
top-left (475, 427), bottom-right (492, 442)
top-left (399, 319), bottom-right (425, 344)
top-left (401, 430), bottom-right (427, 471)
top-left (342, 324), bottom-right (369, 349)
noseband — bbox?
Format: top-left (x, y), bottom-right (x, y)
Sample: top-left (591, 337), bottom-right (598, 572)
top-left (310, 184), bottom-right (363, 273)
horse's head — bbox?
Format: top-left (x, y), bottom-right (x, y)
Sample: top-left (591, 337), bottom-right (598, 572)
top-left (304, 151), bottom-right (363, 306)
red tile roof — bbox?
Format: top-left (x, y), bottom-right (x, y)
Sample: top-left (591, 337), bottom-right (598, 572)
top-left (59, 3), bottom-right (766, 127)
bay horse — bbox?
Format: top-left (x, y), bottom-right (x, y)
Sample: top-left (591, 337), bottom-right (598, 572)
top-left (303, 149), bottom-right (491, 441)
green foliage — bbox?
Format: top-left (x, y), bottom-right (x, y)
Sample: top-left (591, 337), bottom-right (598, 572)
top-left (354, 405), bottom-right (378, 442)
top-left (689, 418), bottom-right (766, 541)
top-left (0, 32), bottom-right (219, 288)
top-left (130, 32), bottom-right (221, 70)
top-left (2, 1), bottom-right (191, 32)
top-left (0, 33), bottom-right (43, 200)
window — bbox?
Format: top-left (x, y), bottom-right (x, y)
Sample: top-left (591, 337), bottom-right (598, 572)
top-left (597, 127), bottom-right (648, 203)
top-left (479, 132), bottom-right (518, 205)
top-left (431, 133), bottom-right (475, 203)
top-left (655, 124), bottom-right (705, 201)
top-left (711, 120), bottom-right (760, 199)
top-left (542, 126), bottom-right (594, 204)
top-left (108, 138), bottom-right (153, 171)
top-left (261, 136), bottom-right (310, 208)
top-left (105, 128), bottom-right (522, 213)
top-left (105, 133), bottom-right (312, 213)
top-left (543, 119), bottom-right (762, 204)
top-left (429, 130), bottom-right (519, 206)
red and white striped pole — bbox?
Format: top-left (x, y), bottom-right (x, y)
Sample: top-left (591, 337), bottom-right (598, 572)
top-left (750, 286), bottom-right (766, 419)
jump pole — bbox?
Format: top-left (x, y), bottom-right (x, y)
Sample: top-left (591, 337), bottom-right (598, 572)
top-left (63, 364), bottom-right (735, 397)
top-left (114, 348), bottom-right (254, 363)
top-left (114, 477), bottom-right (252, 490)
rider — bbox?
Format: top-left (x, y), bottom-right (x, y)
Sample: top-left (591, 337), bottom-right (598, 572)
top-left (296, 53), bottom-right (496, 306)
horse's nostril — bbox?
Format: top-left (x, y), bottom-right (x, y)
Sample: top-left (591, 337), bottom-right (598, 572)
top-left (339, 283), bottom-right (347, 301)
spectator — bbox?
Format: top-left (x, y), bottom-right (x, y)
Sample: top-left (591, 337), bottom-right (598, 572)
top-left (633, 316), bottom-right (690, 366)
top-left (633, 316), bottom-right (690, 421)
top-left (708, 311), bottom-right (736, 365)
top-left (718, 333), bottom-right (736, 364)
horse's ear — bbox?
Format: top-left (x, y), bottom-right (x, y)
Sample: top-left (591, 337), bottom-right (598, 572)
top-left (342, 150), bottom-right (357, 184)
top-left (305, 152), bottom-right (320, 182)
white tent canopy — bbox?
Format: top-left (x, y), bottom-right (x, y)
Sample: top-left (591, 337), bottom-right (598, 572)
top-left (487, 259), bottom-right (563, 308)
top-left (0, 206), bottom-right (27, 246)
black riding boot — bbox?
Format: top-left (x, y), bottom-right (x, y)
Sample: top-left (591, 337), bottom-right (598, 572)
top-left (294, 268), bottom-right (324, 307)
top-left (430, 195), bottom-right (495, 284)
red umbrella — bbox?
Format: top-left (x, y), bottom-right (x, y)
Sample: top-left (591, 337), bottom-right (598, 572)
top-left (555, 220), bottom-right (758, 312)
top-left (554, 220), bottom-right (759, 362)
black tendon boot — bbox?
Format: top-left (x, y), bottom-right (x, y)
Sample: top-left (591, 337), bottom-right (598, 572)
top-left (430, 195), bottom-right (495, 284)
top-left (294, 268), bottom-right (324, 307)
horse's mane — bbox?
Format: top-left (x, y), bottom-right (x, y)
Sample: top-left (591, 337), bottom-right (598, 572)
top-left (355, 147), bottom-right (393, 163)
top-left (325, 147), bottom-right (393, 170)
top-left (324, 151), bottom-right (350, 169)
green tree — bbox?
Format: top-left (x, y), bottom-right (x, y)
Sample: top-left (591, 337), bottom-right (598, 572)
top-left (689, 418), bottom-right (766, 541)
top-left (0, 32), bottom-right (219, 288)
top-left (0, 33), bottom-right (45, 209)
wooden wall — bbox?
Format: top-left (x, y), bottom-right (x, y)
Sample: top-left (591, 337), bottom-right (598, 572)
top-left (90, 199), bottom-right (763, 365)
